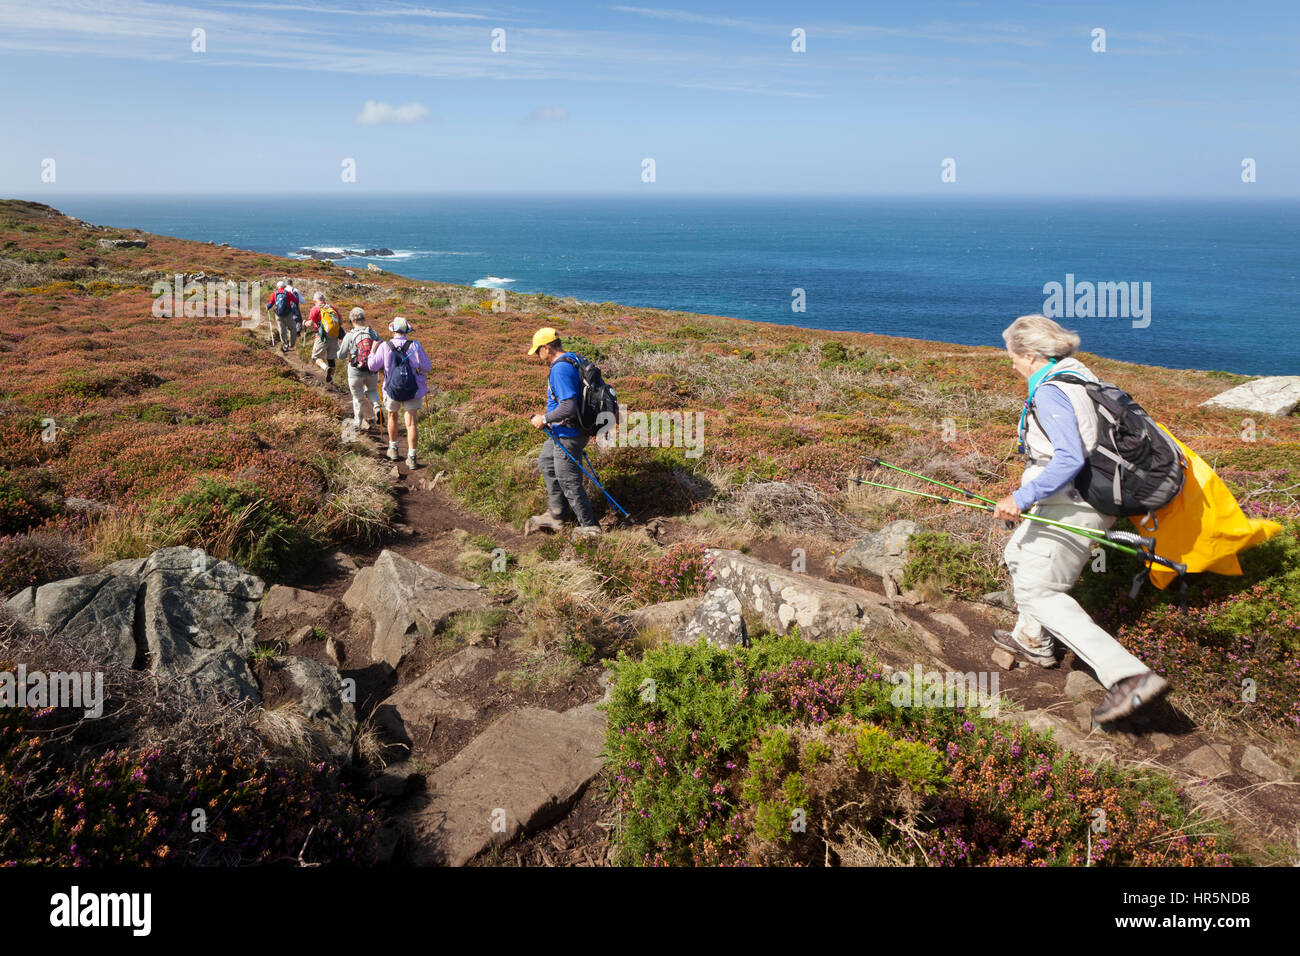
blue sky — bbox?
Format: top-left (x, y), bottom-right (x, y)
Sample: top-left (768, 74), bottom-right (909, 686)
top-left (1, 0), bottom-right (1297, 195)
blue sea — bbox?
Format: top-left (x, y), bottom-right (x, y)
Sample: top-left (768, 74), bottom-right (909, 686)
top-left (52, 195), bottom-right (1300, 376)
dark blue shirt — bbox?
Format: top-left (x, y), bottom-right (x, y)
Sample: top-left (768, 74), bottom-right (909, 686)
top-left (546, 353), bottom-right (583, 439)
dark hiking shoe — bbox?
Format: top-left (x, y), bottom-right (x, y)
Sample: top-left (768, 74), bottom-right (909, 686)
top-left (1092, 671), bottom-right (1170, 724)
top-left (523, 512), bottom-right (565, 536)
top-left (992, 629), bottom-right (1057, 669)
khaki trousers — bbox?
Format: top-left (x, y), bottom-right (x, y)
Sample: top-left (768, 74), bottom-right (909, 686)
top-left (1003, 499), bottom-right (1149, 689)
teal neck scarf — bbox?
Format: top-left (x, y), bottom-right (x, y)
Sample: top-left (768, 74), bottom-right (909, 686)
top-left (1017, 357), bottom-right (1060, 452)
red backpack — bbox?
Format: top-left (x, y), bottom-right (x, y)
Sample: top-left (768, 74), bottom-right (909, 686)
top-left (350, 327), bottom-right (379, 369)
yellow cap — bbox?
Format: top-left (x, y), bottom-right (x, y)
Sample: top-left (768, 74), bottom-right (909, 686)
top-left (528, 327), bottom-right (559, 355)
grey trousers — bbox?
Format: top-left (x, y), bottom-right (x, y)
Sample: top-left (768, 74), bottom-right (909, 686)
top-left (539, 434), bottom-right (596, 526)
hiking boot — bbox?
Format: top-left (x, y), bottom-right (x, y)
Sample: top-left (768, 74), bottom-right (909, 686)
top-left (992, 629), bottom-right (1057, 669)
top-left (386, 442), bottom-right (400, 461)
top-left (1091, 671), bottom-right (1170, 725)
top-left (572, 524), bottom-right (603, 538)
top-left (406, 452), bottom-right (418, 470)
top-left (523, 512), bottom-right (565, 536)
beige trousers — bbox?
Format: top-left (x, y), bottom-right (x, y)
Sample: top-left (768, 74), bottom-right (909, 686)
top-left (1003, 499), bottom-right (1149, 689)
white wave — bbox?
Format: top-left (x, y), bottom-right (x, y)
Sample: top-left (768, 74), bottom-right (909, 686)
top-left (288, 246), bottom-right (484, 261)
top-left (473, 276), bottom-right (517, 288)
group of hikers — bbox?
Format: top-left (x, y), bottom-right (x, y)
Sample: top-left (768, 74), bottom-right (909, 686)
top-left (267, 280), bottom-right (432, 469)
top-left (262, 287), bottom-right (1185, 725)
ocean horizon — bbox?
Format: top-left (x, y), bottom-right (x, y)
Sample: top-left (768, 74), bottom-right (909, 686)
top-left (44, 194), bottom-right (1300, 377)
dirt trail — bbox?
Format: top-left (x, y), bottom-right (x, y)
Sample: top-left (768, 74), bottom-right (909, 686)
top-left (264, 325), bottom-right (612, 865)
top-left (263, 320), bottom-right (1295, 864)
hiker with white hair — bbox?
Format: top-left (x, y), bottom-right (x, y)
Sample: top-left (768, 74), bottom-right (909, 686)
top-left (991, 313), bottom-right (1170, 724)
top-left (284, 276), bottom-right (304, 335)
top-left (306, 291), bottom-right (343, 385)
top-left (266, 280), bottom-right (299, 352)
top-left (338, 307), bottom-right (383, 432)
top-left (367, 316), bottom-right (432, 468)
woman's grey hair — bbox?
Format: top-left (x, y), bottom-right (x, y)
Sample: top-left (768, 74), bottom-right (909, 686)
top-left (349, 307), bottom-right (366, 324)
top-left (1002, 314), bottom-right (1081, 360)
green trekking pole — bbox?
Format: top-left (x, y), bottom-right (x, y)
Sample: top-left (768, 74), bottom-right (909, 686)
top-left (847, 476), bottom-right (1186, 576)
top-left (860, 456), bottom-right (1119, 543)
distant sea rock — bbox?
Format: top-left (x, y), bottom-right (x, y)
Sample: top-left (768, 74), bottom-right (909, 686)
top-left (296, 247), bottom-right (395, 260)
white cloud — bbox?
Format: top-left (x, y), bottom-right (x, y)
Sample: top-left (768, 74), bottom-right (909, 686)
top-left (355, 100), bottom-right (432, 125)
top-left (524, 106), bottom-right (569, 124)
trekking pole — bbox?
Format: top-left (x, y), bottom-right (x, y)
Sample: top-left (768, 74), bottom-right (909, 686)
top-left (862, 455), bottom-right (1000, 506)
top-left (848, 476), bottom-right (1187, 577)
top-left (543, 426), bottom-right (630, 520)
top-left (860, 456), bottom-right (1119, 543)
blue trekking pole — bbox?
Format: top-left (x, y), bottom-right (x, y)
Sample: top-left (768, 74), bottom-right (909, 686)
top-left (543, 426), bottom-right (630, 520)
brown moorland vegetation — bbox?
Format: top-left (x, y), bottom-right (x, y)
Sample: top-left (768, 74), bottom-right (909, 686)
top-left (2, 198), bottom-right (1297, 866)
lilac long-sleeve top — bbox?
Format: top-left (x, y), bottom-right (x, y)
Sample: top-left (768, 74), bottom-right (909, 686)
top-left (1014, 383), bottom-right (1087, 510)
top-left (368, 335), bottom-right (433, 400)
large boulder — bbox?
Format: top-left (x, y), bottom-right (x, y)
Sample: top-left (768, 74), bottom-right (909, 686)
top-left (136, 548), bottom-right (263, 700)
top-left (342, 551), bottom-right (489, 669)
top-left (6, 573), bottom-right (139, 665)
top-left (1200, 376), bottom-right (1300, 417)
top-left (706, 549), bottom-right (901, 641)
top-left (5, 546), bottom-right (264, 701)
top-left (675, 587), bottom-right (747, 648)
top-left (407, 704), bottom-right (605, 866)
top-left (834, 519), bottom-right (916, 585)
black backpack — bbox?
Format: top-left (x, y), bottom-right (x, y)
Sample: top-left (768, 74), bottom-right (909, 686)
top-left (557, 354), bottom-right (621, 437)
top-left (1029, 371), bottom-right (1184, 518)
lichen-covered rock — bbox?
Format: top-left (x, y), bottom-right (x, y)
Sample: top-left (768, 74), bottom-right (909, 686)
top-left (834, 520), bottom-right (916, 585)
top-left (706, 549), bottom-right (902, 641)
top-left (675, 587), bottom-right (746, 648)
top-left (1201, 376), bottom-right (1300, 417)
top-left (4, 546), bottom-right (264, 702)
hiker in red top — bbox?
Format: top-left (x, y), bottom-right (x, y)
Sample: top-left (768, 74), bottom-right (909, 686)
top-left (265, 280), bottom-right (300, 352)
top-left (307, 291), bottom-right (343, 385)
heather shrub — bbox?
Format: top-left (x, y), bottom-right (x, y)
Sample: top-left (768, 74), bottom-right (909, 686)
top-left (605, 633), bottom-right (1232, 866)
top-left (741, 720), bottom-right (946, 865)
top-left (0, 468), bottom-right (59, 535)
top-left (441, 419), bottom-right (544, 524)
top-left (571, 537), bottom-right (714, 606)
top-left (0, 531), bottom-right (82, 596)
top-left (0, 614), bottom-right (376, 865)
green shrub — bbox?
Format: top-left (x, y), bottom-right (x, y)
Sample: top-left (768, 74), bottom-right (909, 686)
top-left (154, 477), bottom-right (314, 581)
top-left (605, 633), bottom-right (1230, 866)
top-left (903, 530), bottom-right (1001, 598)
top-left (0, 469), bottom-right (59, 536)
